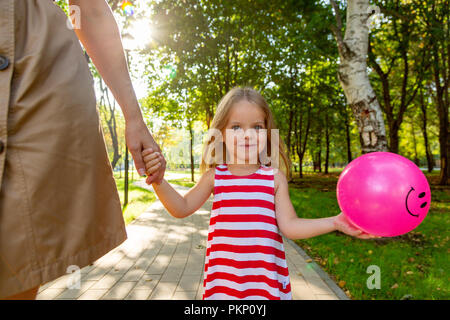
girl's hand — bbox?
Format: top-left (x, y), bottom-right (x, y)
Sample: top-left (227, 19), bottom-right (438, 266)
top-left (333, 212), bottom-right (381, 239)
top-left (125, 120), bottom-right (166, 185)
top-left (142, 147), bottom-right (165, 184)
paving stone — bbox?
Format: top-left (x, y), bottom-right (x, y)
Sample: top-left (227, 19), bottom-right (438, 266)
top-left (90, 271), bottom-right (124, 290)
top-left (133, 274), bottom-right (161, 290)
top-left (78, 289), bottom-right (108, 300)
top-left (173, 291), bottom-right (197, 300)
top-left (36, 288), bottom-right (66, 300)
top-left (101, 281), bottom-right (137, 300)
top-left (177, 274), bottom-right (202, 293)
top-left (55, 280), bottom-right (96, 299)
top-left (125, 289), bottom-right (152, 300)
top-left (148, 281), bottom-right (177, 300)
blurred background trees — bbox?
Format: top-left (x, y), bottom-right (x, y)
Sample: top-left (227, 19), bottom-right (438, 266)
top-left (56, 0), bottom-right (448, 185)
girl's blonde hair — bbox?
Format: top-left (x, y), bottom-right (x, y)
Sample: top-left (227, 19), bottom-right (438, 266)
top-left (200, 86), bottom-right (291, 178)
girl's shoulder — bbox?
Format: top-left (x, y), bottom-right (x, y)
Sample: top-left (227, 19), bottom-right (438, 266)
top-left (272, 168), bottom-right (288, 195)
top-left (205, 166), bottom-right (217, 179)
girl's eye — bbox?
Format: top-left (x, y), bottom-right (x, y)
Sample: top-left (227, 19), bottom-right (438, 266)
top-left (255, 125), bottom-right (263, 130)
top-left (231, 125), bottom-right (241, 131)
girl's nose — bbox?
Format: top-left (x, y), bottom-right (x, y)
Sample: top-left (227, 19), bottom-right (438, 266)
top-left (244, 128), bottom-right (257, 139)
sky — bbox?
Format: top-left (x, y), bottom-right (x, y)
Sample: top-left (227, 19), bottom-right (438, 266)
top-left (94, 7), bottom-right (159, 107)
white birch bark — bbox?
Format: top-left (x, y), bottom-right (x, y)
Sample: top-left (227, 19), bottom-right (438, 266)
top-left (331, 0), bottom-right (388, 153)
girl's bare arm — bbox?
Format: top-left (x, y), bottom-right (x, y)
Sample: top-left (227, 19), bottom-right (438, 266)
top-left (151, 167), bottom-right (215, 219)
top-left (274, 171), bottom-right (376, 240)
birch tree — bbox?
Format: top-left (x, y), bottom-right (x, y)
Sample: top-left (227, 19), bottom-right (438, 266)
top-left (330, 0), bottom-right (388, 153)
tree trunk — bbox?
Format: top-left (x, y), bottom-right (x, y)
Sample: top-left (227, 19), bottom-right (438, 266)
top-left (294, 105), bottom-right (311, 179)
top-left (435, 90), bottom-right (449, 185)
top-left (389, 125), bottom-right (400, 156)
top-left (420, 0), bottom-right (449, 185)
top-left (419, 89), bottom-right (434, 172)
top-left (344, 107), bottom-right (353, 162)
top-left (99, 78), bottom-right (121, 169)
top-left (325, 112), bottom-right (330, 174)
top-left (206, 106), bottom-right (213, 129)
top-left (297, 144), bottom-right (303, 179)
top-left (330, 0), bottom-right (388, 153)
top-left (286, 106), bottom-right (294, 180)
top-left (431, 42), bottom-right (449, 185)
top-left (313, 131), bottom-right (322, 173)
top-left (294, 110), bottom-right (303, 178)
top-left (317, 150), bottom-right (322, 173)
top-left (411, 120), bottom-right (419, 166)
top-left (189, 122), bottom-right (195, 183)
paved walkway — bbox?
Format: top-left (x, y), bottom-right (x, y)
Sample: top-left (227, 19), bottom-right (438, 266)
top-left (37, 182), bottom-right (348, 300)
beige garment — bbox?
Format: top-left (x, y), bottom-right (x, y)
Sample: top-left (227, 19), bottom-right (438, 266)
top-left (0, 0), bottom-right (127, 297)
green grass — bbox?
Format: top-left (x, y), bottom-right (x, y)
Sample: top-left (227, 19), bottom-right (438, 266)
top-left (113, 172), bottom-right (157, 225)
top-left (289, 171), bottom-right (449, 300)
top-left (167, 179), bottom-right (196, 188)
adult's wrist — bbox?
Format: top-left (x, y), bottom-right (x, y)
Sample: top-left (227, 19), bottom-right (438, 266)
top-left (124, 111), bottom-right (145, 126)
top-left (117, 95), bottom-right (144, 124)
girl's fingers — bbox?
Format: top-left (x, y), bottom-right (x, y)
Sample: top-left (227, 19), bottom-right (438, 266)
top-left (143, 151), bottom-right (160, 163)
top-left (142, 151), bottom-right (165, 184)
top-left (142, 148), bottom-right (153, 157)
top-left (357, 233), bottom-right (378, 239)
top-left (345, 225), bottom-right (361, 235)
top-left (146, 162), bottom-right (161, 175)
top-left (352, 230), bottom-right (363, 237)
top-left (145, 157), bottom-right (161, 170)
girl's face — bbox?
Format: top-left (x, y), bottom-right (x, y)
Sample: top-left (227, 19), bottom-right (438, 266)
top-left (222, 100), bottom-right (267, 165)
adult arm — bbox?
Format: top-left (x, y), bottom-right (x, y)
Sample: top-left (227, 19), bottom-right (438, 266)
top-left (68, 0), bottom-right (165, 184)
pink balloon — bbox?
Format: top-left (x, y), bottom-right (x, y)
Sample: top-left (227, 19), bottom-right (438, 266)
top-left (337, 152), bottom-right (431, 237)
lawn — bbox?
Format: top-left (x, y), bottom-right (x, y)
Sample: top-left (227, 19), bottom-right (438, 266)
top-left (113, 172), bottom-right (157, 225)
top-left (289, 171), bottom-right (449, 300)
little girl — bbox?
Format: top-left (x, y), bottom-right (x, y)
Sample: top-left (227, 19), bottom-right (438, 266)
top-left (142, 87), bottom-right (376, 300)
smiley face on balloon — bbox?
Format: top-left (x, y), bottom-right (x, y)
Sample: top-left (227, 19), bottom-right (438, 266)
top-left (337, 152), bottom-right (431, 237)
top-left (405, 187), bottom-right (429, 218)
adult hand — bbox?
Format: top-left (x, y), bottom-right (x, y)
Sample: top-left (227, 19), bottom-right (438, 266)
top-left (125, 119), bottom-right (166, 185)
top-left (333, 212), bottom-right (380, 239)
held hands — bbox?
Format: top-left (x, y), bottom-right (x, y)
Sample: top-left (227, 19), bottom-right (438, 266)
top-left (333, 212), bottom-right (381, 239)
top-left (125, 119), bottom-right (166, 185)
top-left (142, 147), bottom-right (165, 185)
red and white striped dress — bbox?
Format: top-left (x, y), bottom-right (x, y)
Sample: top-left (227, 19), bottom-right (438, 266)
top-left (202, 163), bottom-right (292, 300)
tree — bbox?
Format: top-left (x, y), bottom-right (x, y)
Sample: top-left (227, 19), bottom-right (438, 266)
top-left (98, 77), bottom-right (122, 169)
top-left (415, 0), bottom-right (449, 185)
top-left (368, 0), bottom-right (431, 154)
top-left (418, 85), bottom-right (435, 173)
top-left (330, 0), bottom-right (388, 153)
